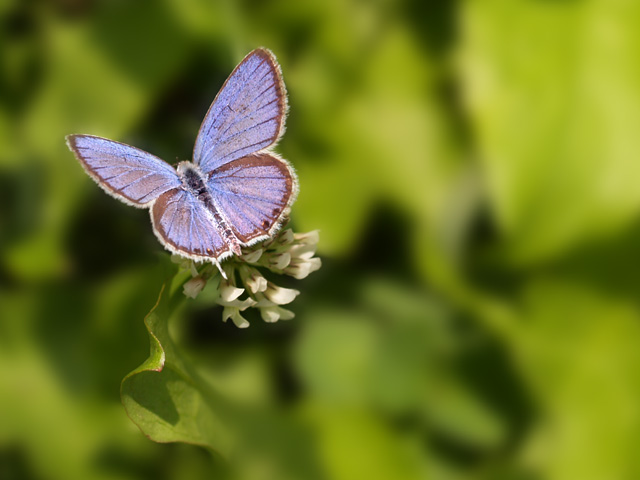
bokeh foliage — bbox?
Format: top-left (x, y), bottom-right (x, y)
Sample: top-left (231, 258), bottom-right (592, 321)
top-left (2, 0), bottom-right (640, 479)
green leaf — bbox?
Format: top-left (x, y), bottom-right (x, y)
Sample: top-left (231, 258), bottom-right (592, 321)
top-left (0, 265), bottom-right (176, 480)
top-left (294, 278), bottom-right (506, 450)
top-left (516, 280), bottom-right (640, 480)
top-left (460, 0), bottom-right (640, 264)
top-left (286, 14), bottom-right (468, 260)
top-left (121, 275), bottom-right (238, 453)
top-left (121, 272), bottom-right (325, 480)
top-left (300, 403), bottom-right (429, 480)
top-left (7, 0), bottom-right (193, 281)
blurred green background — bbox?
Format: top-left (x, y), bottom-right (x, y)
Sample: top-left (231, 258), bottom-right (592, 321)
top-left (2, 0), bottom-right (640, 479)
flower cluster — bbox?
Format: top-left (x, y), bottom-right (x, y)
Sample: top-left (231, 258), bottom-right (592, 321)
top-left (174, 229), bottom-right (321, 328)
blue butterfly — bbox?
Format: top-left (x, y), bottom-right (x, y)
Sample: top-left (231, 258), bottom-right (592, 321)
top-left (67, 48), bottom-right (298, 274)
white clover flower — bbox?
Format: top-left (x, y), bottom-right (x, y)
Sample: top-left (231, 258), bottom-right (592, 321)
top-left (222, 307), bottom-right (250, 328)
top-left (216, 297), bottom-right (256, 309)
top-left (178, 228), bottom-right (321, 328)
top-left (268, 252), bottom-right (291, 270)
top-left (289, 243), bottom-right (317, 260)
top-left (260, 305), bottom-right (295, 323)
top-left (276, 228), bottom-right (294, 245)
top-left (239, 266), bottom-right (268, 294)
top-left (285, 257), bottom-right (322, 279)
top-left (241, 249), bottom-right (263, 263)
top-left (263, 283), bottom-right (299, 305)
top-left (294, 230), bottom-right (319, 245)
top-left (247, 273), bottom-right (268, 294)
top-left (219, 284), bottom-right (244, 302)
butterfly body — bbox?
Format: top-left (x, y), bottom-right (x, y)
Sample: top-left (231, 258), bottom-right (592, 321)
top-left (175, 160), bottom-right (243, 256)
top-left (67, 48), bottom-right (297, 268)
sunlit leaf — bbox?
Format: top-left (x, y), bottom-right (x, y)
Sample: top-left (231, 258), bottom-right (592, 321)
top-left (295, 278), bottom-right (506, 450)
top-left (459, 0), bottom-right (640, 264)
top-left (286, 15), bottom-right (468, 263)
top-left (515, 280), bottom-right (640, 480)
top-left (301, 403), bottom-right (428, 480)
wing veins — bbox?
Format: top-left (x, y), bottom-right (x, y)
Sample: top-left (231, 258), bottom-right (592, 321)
top-left (226, 195), bottom-right (264, 233)
top-left (214, 94), bottom-right (278, 142)
top-left (202, 57), bottom-right (269, 141)
top-left (114, 172), bottom-right (155, 191)
top-left (214, 136), bottom-right (275, 164)
top-left (200, 105), bottom-right (277, 165)
top-left (139, 183), bottom-right (175, 204)
top-left (164, 192), bottom-right (184, 238)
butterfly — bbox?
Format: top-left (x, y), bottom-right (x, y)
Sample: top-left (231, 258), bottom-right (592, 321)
top-left (67, 48), bottom-right (298, 276)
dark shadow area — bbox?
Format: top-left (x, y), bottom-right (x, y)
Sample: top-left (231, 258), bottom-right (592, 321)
top-left (65, 189), bottom-right (159, 280)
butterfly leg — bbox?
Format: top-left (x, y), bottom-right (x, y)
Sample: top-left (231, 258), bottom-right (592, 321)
top-left (213, 258), bottom-right (227, 279)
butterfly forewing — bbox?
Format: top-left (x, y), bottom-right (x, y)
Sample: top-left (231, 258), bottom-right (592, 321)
top-left (193, 48), bottom-right (287, 174)
top-left (67, 135), bottom-right (181, 206)
top-left (151, 188), bottom-right (231, 260)
top-left (207, 153), bottom-right (297, 244)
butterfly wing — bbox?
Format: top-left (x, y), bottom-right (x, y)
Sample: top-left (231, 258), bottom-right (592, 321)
top-left (193, 48), bottom-right (287, 174)
top-left (207, 153), bottom-right (298, 245)
top-left (67, 134), bottom-right (181, 207)
top-left (151, 188), bottom-right (230, 261)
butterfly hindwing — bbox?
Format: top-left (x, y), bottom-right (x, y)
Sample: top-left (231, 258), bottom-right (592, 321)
top-left (151, 188), bottom-right (230, 261)
top-left (67, 135), bottom-right (181, 207)
top-left (193, 48), bottom-right (287, 174)
top-left (207, 153), bottom-right (298, 245)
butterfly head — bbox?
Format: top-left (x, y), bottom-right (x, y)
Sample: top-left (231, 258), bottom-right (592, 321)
top-left (176, 160), bottom-right (201, 177)
top-left (176, 160), bottom-right (210, 199)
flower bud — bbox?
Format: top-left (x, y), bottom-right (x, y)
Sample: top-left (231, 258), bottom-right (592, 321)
top-left (183, 276), bottom-right (207, 299)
